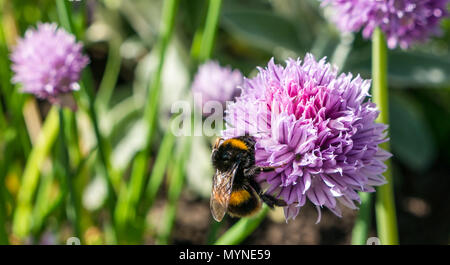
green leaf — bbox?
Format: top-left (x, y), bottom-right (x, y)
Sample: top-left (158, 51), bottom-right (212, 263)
top-left (388, 52), bottom-right (450, 88)
top-left (214, 205), bottom-right (269, 245)
top-left (347, 50), bottom-right (450, 88)
top-left (185, 135), bottom-right (214, 198)
top-left (13, 107), bottom-right (60, 238)
top-left (390, 93), bottom-right (436, 172)
top-left (221, 10), bottom-right (302, 52)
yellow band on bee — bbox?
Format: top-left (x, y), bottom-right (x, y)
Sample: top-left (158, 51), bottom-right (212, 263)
top-left (229, 189), bottom-right (251, 205)
top-left (223, 138), bottom-right (248, 151)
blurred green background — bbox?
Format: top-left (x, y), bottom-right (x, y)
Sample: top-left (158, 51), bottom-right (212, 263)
top-left (0, 0), bottom-right (449, 245)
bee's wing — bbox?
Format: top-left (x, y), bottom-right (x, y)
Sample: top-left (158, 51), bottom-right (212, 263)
top-left (210, 164), bottom-right (239, 222)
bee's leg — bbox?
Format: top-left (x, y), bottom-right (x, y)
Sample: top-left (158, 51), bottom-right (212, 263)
top-left (243, 165), bottom-right (279, 177)
top-left (260, 194), bottom-right (287, 208)
top-left (247, 178), bottom-right (287, 208)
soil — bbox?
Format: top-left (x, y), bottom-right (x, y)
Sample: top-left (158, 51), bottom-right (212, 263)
top-left (150, 155), bottom-right (450, 245)
top-left (156, 191), bottom-right (358, 245)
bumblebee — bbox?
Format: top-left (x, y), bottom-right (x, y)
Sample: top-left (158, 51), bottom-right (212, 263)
top-left (210, 135), bottom-right (287, 222)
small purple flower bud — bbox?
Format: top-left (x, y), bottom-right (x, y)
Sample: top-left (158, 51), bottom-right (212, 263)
top-left (321, 0), bottom-right (449, 49)
top-left (11, 23), bottom-right (89, 107)
top-left (191, 61), bottom-right (243, 116)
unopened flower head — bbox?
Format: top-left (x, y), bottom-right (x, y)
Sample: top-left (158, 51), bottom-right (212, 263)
top-left (223, 54), bottom-right (391, 221)
top-left (192, 61), bottom-right (243, 115)
top-left (321, 0), bottom-right (449, 49)
top-left (11, 23), bottom-right (89, 100)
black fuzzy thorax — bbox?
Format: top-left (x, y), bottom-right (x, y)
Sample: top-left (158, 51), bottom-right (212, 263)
top-left (211, 136), bottom-right (256, 183)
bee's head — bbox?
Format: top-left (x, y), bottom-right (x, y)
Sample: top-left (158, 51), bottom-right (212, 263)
top-left (211, 138), bottom-right (241, 172)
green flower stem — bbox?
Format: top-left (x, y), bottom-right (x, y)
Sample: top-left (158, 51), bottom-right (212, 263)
top-left (372, 28), bottom-right (398, 245)
top-left (157, 132), bottom-right (192, 245)
top-left (190, 29), bottom-right (204, 62)
top-left (214, 205), bottom-right (269, 245)
top-left (114, 129), bottom-right (174, 241)
top-left (206, 220), bottom-right (222, 244)
top-left (82, 71), bottom-right (121, 197)
top-left (31, 160), bottom-right (65, 238)
top-left (31, 169), bottom-right (56, 236)
top-left (12, 107), bottom-right (60, 239)
top-left (115, 57), bottom-right (177, 243)
top-left (0, 146), bottom-right (9, 245)
top-left (57, 0), bottom-right (119, 209)
top-left (198, 0), bottom-right (222, 62)
top-left (0, 20), bottom-right (31, 157)
top-left (81, 70), bottom-right (118, 208)
top-left (120, 0), bottom-right (179, 239)
top-left (144, 127), bottom-right (176, 210)
top-left (31, 109), bottom-right (80, 239)
top-left (57, 1), bottom-right (118, 243)
top-left (0, 95), bottom-right (6, 130)
top-left (156, 202), bottom-right (177, 245)
top-left (1, 11), bottom-right (26, 244)
top-left (62, 109), bottom-right (81, 171)
top-left (0, 189), bottom-right (8, 245)
top-left (95, 37), bottom-right (122, 112)
top-left (351, 192), bottom-right (372, 245)
top-left (58, 109), bottom-right (81, 239)
top-left (142, 0), bottom-right (179, 148)
top-left (56, 0), bottom-right (84, 169)
top-left (56, 0), bottom-right (75, 33)
top-left (0, 130), bottom-right (19, 245)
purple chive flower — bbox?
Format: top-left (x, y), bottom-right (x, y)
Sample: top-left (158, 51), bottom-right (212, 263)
top-left (321, 0), bottom-right (449, 49)
top-left (11, 23), bottom-right (89, 102)
top-left (192, 61), bottom-right (243, 115)
top-left (223, 54), bottom-right (391, 222)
